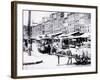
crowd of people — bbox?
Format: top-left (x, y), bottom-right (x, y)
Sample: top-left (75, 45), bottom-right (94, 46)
top-left (23, 37), bottom-right (91, 65)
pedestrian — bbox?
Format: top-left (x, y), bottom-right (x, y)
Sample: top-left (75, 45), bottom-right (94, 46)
top-left (52, 42), bottom-right (58, 54)
top-left (75, 45), bottom-right (85, 64)
top-left (66, 47), bottom-right (72, 65)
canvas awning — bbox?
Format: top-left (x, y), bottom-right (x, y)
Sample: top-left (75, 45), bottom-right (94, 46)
top-left (71, 32), bottom-right (84, 36)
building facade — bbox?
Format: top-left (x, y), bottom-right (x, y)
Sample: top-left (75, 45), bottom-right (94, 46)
top-left (23, 12), bottom-right (91, 39)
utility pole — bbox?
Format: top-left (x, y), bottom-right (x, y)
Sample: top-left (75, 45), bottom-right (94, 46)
top-left (27, 10), bottom-right (32, 56)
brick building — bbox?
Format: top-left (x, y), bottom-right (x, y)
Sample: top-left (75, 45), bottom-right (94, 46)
top-left (23, 11), bottom-right (91, 39)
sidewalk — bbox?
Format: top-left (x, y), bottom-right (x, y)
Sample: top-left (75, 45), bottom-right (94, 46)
top-left (23, 47), bottom-right (91, 70)
top-left (23, 51), bottom-right (71, 70)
